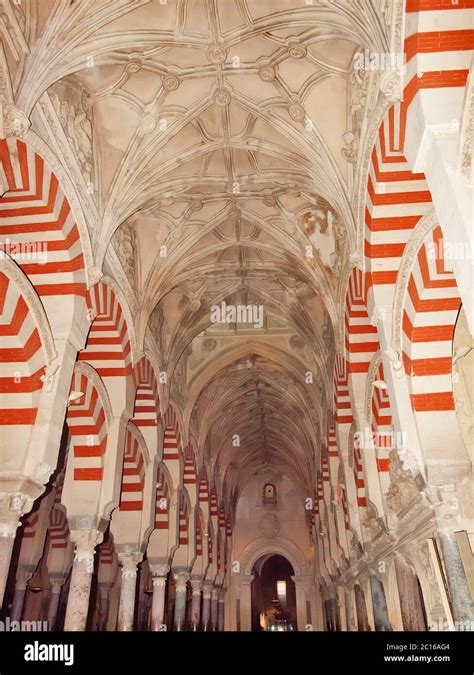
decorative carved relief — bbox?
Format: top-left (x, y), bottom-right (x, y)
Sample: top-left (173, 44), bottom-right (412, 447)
top-left (50, 89), bottom-right (93, 185)
top-left (112, 223), bottom-right (136, 290)
top-left (386, 450), bottom-right (420, 514)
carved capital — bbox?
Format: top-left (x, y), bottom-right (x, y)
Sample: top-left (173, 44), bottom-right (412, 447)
top-left (118, 551), bottom-right (143, 578)
top-left (0, 492), bottom-right (34, 538)
top-left (173, 571), bottom-right (189, 592)
top-left (149, 563), bottom-right (169, 579)
top-left (69, 528), bottom-right (103, 573)
top-left (190, 579), bottom-right (202, 595)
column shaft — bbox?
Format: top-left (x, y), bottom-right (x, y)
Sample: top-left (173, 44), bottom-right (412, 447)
top-left (117, 552), bottom-right (142, 632)
top-left (439, 531), bottom-right (474, 627)
top-left (173, 573), bottom-right (189, 632)
top-left (64, 529), bottom-right (102, 632)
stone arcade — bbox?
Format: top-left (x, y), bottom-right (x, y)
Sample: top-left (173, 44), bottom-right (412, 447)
top-left (0, 0), bottom-right (472, 633)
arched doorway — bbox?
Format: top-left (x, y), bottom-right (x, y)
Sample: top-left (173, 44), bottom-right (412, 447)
top-left (250, 555), bottom-right (296, 631)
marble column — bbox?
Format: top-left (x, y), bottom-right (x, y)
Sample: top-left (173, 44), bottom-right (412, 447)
top-left (11, 568), bottom-right (33, 622)
top-left (190, 579), bottom-right (202, 630)
top-left (218, 590), bottom-right (225, 631)
top-left (344, 588), bottom-right (355, 632)
top-left (369, 575), bottom-right (392, 631)
top-left (201, 582), bottom-right (213, 631)
top-left (98, 583), bottom-right (112, 631)
top-left (64, 528), bottom-right (103, 631)
top-left (438, 531), bottom-right (474, 627)
top-left (149, 564), bottom-right (169, 631)
top-left (0, 493), bottom-right (32, 605)
top-left (395, 556), bottom-right (426, 631)
top-left (354, 583), bottom-right (370, 631)
top-left (211, 587), bottom-right (219, 631)
top-left (47, 576), bottom-right (65, 630)
top-left (173, 572), bottom-right (189, 632)
top-left (117, 551), bottom-right (142, 631)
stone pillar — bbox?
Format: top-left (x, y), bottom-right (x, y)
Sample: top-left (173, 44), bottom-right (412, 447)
top-left (201, 581), bottom-right (213, 631)
top-left (190, 579), bottom-right (202, 630)
top-left (344, 587), bottom-right (356, 631)
top-left (0, 493), bottom-right (34, 605)
top-left (293, 576), bottom-right (312, 631)
top-left (354, 583), bottom-right (370, 631)
top-left (11, 568), bottom-right (33, 622)
top-left (98, 583), bottom-right (112, 631)
top-left (149, 564), bottom-right (169, 631)
top-left (211, 587), bottom-right (219, 631)
top-left (218, 589), bottom-right (225, 631)
top-left (117, 551), bottom-right (142, 632)
top-left (238, 574), bottom-right (254, 631)
top-left (47, 576), bottom-right (65, 630)
top-left (438, 531), bottom-right (474, 626)
top-left (369, 575), bottom-right (392, 631)
top-left (395, 555), bottom-right (426, 631)
top-left (173, 572), bottom-right (189, 632)
top-left (64, 528), bottom-right (103, 631)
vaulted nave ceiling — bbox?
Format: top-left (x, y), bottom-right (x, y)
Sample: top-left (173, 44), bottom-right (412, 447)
top-left (16, 0), bottom-right (391, 507)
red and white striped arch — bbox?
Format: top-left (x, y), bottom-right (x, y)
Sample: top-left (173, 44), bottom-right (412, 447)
top-left (98, 531), bottom-right (115, 567)
top-left (353, 437), bottom-right (367, 508)
top-left (198, 473), bottom-right (209, 509)
top-left (0, 139), bottom-right (86, 298)
top-left (402, 0), bottom-right (473, 152)
top-left (365, 1), bottom-right (473, 311)
top-left (178, 489), bottom-right (190, 546)
top-left (195, 511), bottom-right (203, 559)
top-left (316, 472), bottom-right (324, 517)
top-left (48, 508), bottom-right (69, 550)
top-left (162, 406), bottom-right (182, 488)
top-left (155, 463), bottom-right (171, 531)
top-left (132, 356), bottom-right (160, 428)
top-left (345, 268), bottom-right (380, 374)
top-left (0, 269), bottom-right (46, 429)
top-left (65, 363), bottom-right (111, 481)
top-left (370, 362), bottom-right (393, 494)
top-left (183, 443), bottom-right (197, 487)
top-left (22, 509), bottom-right (39, 541)
top-left (364, 112), bottom-right (432, 313)
top-left (402, 225), bottom-right (461, 414)
top-left (334, 354), bottom-right (353, 426)
top-left (209, 487), bottom-right (218, 520)
top-left (79, 281), bottom-right (132, 378)
top-left (119, 424), bottom-right (146, 512)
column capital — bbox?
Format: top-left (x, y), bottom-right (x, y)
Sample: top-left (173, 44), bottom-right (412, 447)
top-left (202, 581), bottom-right (213, 599)
top-left (49, 575), bottom-right (66, 594)
top-left (69, 528), bottom-right (103, 574)
top-left (118, 551), bottom-right (143, 578)
top-left (16, 566), bottom-right (34, 591)
top-left (150, 563), bottom-right (169, 578)
top-left (173, 571), bottom-right (190, 592)
top-left (211, 587), bottom-right (219, 600)
top-left (190, 579), bottom-right (202, 595)
top-left (0, 492), bottom-right (35, 538)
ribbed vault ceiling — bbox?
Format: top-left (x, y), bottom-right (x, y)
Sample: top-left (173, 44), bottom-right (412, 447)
top-left (34, 0), bottom-right (389, 512)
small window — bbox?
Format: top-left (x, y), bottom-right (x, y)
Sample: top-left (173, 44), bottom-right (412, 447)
top-left (263, 483), bottom-right (276, 505)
